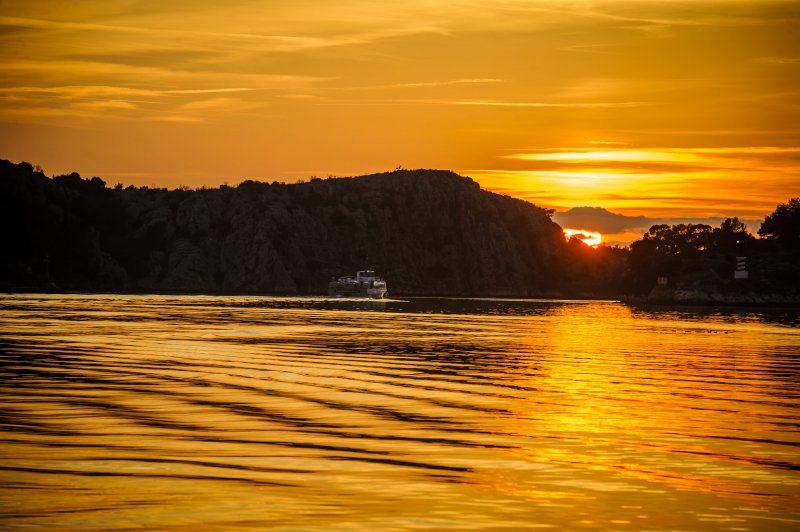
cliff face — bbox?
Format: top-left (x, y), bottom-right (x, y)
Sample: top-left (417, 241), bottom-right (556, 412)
top-left (1, 160), bottom-right (569, 296)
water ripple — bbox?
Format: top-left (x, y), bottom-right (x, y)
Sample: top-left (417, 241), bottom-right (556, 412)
top-left (1, 294), bottom-right (799, 530)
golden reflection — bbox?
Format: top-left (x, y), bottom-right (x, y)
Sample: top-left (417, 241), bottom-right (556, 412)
top-left (474, 303), bottom-right (800, 515)
top-left (1, 295), bottom-right (799, 530)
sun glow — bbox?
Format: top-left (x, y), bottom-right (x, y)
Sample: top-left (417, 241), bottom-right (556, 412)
top-left (563, 228), bottom-right (602, 247)
top-left (0, 1), bottom-right (797, 222)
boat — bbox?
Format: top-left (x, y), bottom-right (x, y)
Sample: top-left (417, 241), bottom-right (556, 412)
top-left (328, 270), bottom-right (388, 299)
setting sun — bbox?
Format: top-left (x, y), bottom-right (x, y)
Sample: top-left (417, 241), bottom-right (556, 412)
top-left (563, 228), bottom-right (602, 247)
top-left (1, 0), bottom-right (797, 226)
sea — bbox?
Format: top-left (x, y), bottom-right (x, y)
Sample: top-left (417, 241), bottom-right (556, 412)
top-left (1, 294), bottom-right (798, 530)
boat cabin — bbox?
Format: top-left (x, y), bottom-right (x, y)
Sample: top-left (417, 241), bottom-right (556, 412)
top-left (356, 270), bottom-right (377, 282)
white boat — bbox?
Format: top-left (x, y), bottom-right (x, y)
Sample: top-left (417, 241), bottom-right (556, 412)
top-left (328, 270), bottom-right (388, 299)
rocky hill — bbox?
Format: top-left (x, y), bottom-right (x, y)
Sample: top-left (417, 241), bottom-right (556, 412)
top-left (1, 160), bottom-right (574, 296)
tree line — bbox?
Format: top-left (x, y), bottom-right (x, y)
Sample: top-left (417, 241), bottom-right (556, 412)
top-left (563, 200), bottom-right (799, 298)
top-left (1, 158), bottom-right (797, 300)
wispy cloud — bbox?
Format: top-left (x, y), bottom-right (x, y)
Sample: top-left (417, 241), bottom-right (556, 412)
top-left (755, 56), bottom-right (800, 65)
top-left (453, 99), bottom-right (644, 108)
top-left (0, 15), bottom-right (444, 53)
top-left (1, 0), bottom-right (798, 206)
top-left (321, 98), bottom-right (644, 108)
top-left (0, 85), bottom-right (261, 98)
top-left (0, 84), bottom-right (275, 124)
top-left (613, 129), bottom-right (800, 136)
top-left (318, 78), bottom-right (505, 92)
top-left (391, 78), bottom-right (504, 89)
top-left (464, 144), bottom-right (800, 217)
top-left (505, 146), bottom-right (800, 166)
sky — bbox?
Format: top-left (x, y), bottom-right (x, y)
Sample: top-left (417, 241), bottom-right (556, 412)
top-left (0, 1), bottom-right (798, 243)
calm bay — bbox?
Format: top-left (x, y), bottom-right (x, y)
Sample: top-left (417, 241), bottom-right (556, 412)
top-left (1, 295), bottom-right (798, 530)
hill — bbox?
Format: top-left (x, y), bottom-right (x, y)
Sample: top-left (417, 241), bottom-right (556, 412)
top-left (1, 160), bottom-right (579, 296)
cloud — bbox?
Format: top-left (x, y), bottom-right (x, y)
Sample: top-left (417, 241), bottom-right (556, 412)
top-left (0, 59), bottom-right (332, 101)
top-left (507, 146), bottom-right (800, 159)
top-left (755, 56), bottom-right (800, 65)
top-left (452, 99), bottom-right (643, 108)
top-left (0, 85), bottom-right (262, 98)
top-left (63, 49), bottom-right (221, 69)
top-left (1, 0), bottom-right (798, 199)
top-left (325, 78), bottom-right (505, 92)
top-left (277, 94), bottom-right (322, 100)
top-left (0, 15), bottom-right (444, 53)
top-left (499, 147), bottom-right (800, 177)
top-left (396, 78), bottom-right (504, 88)
top-left (554, 206), bottom-right (648, 233)
top-left (615, 128), bottom-right (800, 135)
top-left (465, 158), bottom-right (798, 219)
top-left (0, 84), bottom-right (277, 124)
top-left (553, 206), bottom-right (765, 245)
top-left (72, 100), bottom-right (138, 111)
top-left (321, 98), bottom-right (644, 108)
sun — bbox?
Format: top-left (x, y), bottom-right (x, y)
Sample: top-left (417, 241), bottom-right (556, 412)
top-left (563, 228), bottom-right (602, 247)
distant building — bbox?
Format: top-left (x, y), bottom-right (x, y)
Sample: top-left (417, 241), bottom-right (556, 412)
top-left (734, 257), bottom-right (748, 280)
top-left (657, 276), bottom-right (668, 286)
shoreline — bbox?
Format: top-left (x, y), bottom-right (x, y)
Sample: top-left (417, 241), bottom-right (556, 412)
top-left (3, 287), bottom-right (800, 308)
top-left (622, 289), bottom-right (800, 308)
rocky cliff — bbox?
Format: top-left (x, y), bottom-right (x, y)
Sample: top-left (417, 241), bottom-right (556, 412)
top-left (1, 160), bottom-right (571, 296)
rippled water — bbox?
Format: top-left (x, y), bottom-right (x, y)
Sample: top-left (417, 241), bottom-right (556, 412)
top-left (1, 295), bottom-right (798, 530)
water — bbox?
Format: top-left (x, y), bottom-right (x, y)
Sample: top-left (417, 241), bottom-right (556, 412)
top-left (0, 294), bottom-right (798, 530)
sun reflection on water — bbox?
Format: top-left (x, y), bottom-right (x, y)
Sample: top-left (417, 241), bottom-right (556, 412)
top-left (0, 295), bottom-right (798, 530)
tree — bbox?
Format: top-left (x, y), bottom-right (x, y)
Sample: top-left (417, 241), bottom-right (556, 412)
top-left (626, 222), bottom-right (738, 293)
top-left (637, 223), bottom-right (713, 256)
top-left (712, 217), bottom-right (754, 255)
top-left (720, 217), bottom-right (746, 233)
top-left (759, 198), bottom-right (800, 249)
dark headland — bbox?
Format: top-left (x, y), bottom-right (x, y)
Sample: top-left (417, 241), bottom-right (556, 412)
top-left (1, 159), bottom-right (798, 305)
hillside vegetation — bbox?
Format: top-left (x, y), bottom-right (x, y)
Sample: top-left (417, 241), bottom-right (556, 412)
top-left (1, 160), bottom-right (582, 296)
top-left (4, 159), bottom-right (795, 302)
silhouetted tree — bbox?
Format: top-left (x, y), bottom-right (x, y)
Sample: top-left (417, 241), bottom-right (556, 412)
top-left (626, 221), bottom-right (752, 293)
top-left (759, 198), bottom-right (800, 249)
top-left (711, 217), bottom-right (756, 255)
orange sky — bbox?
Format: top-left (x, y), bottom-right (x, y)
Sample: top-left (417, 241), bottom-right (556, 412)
top-left (1, 1), bottom-right (798, 225)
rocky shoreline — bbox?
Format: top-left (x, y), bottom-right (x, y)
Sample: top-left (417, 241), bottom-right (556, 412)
top-left (622, 287), bottom-right (800, 307)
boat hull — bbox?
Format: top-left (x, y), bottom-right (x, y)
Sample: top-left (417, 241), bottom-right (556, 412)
top-left (328, 270), bottom-right (388, 299)
top-left (328, 282), bottom-right (387, 299)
